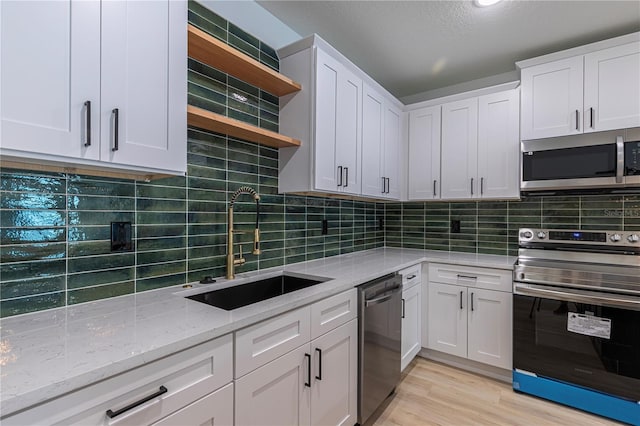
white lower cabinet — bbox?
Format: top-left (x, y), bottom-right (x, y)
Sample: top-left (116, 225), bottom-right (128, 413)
top-left (235, 319), bottom-right (358, 426)
top-left (400, 264), bottom-right (422, 371)
top-left (234, 289), bottom-right (358, 426)
top-left (426, 264), bottom-right (512, 370)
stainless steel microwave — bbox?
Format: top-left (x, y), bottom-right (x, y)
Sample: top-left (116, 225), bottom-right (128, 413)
top-left (521, 128), bottom-right (640, 194)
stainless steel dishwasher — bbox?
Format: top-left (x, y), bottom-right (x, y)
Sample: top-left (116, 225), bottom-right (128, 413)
top-left (358, 273), bottom-right (403, 425)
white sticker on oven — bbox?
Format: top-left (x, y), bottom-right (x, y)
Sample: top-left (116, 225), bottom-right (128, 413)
top-left (567, 312), bottom-right (611, 339)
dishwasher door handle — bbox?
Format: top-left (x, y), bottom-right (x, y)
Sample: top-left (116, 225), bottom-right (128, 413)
top-left (365, 293), bottom-right (393, 307)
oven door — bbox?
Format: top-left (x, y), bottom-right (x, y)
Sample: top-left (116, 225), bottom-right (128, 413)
top-left (513, 283), bottom-right (640, 402)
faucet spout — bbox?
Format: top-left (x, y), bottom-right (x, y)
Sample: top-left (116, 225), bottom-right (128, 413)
top-left (226, 186), bottom-right (261, 280)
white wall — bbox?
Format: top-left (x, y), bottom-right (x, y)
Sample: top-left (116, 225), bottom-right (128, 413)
top-left (200, 0), bottom-right (301, 50)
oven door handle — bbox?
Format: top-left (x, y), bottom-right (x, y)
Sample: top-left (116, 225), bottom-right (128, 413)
top-left (514, 283), bottom-right (640, 311)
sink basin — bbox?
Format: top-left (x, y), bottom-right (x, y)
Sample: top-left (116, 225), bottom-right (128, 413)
top-left (186, 273), bottom-right (330, 310)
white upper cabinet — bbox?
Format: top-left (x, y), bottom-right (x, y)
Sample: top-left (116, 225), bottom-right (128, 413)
top-left (280, 44), bottom-right (362, 196)
top-left (520, 36), bottom-right (640, 140)
top-left (0, 0), bottom-right (186, 176)
top-left (100, 0), bottom-right (186, 173)
top-left (361, 84), bottom-right (400, 199)
top-left (477, 89), bottom-right (520, 199)
top-left (584, 42), bottom-right (640, 132)
top-left (1, 0), bottom-right (100, 160)
top-left (408, 106), bottom-right (441, 200)
top-left (441, 98), bottom-right (479, 199)
top-left (520, 56), bottom-right (583, 140)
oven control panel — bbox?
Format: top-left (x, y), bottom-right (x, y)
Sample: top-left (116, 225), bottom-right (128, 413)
top-left (519, 228), bottom-right (640, 247)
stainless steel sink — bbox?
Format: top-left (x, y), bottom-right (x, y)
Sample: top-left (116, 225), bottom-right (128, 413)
top-left (186, 273), bottom-right (330, 310)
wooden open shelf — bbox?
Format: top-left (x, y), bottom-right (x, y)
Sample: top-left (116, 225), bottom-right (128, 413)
top-left (187, 105), bottom-right (300, 148)
top-left (188, 24), bottom-right (301, 97)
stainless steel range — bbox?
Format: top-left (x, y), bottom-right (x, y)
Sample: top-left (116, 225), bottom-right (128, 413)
top-left (512, 228), bottom-right (640, 425)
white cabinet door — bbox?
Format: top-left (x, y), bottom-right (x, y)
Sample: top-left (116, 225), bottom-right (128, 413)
top-left (467, 288), bottom-right (512, 370)
top-left (0, 0), bottom-right (100, 160)
top-left (401, 283), bottom-right (421, 371)
top-left (584, 42), bottom-right (640, 133)
top-left (336, 66), bottom-right (362, 195)
top-left (520, 56), bottom-right (584, 140)
top-left (314, 49), bottom-right (361, 195)
top-left (101, 0), bottom-right (186, 173)
top-left (235, 343), bottom-right (311, 426)
top-left (152, 383), bottom-right (233, 426)
top-left (441, 98), bottom-right (478, 199)
top-left (361, 84), bottom-right (385, 197)
top-left (383, 103), bottom-right (401, 199)
top-left (427, 282), bottom-right (467, 358)
top-left (310, 320), bottom-right (357, 426)
top-left (477, 89), bottom-right (520, 199)
top-left (408, 106), bottom-right (441, 200)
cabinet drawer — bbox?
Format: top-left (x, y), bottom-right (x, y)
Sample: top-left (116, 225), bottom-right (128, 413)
top-left (3, 334), bottom-right (233, 426)
top-left (428, 263), bottom-right (512, 292)
top-left (399, 264), bottom-right (422, 290)
top-left (311, 289), bottom-right (357, 340)
top-left (152, 383), bottom-right (234, 426)
top-left (235, 306), bottom-right (311, 378)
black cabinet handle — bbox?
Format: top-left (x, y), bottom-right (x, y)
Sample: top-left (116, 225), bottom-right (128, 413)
top-left (304, 353), bottom-right (311, 387)
top-left (106, 386), bottom-right (167, 419)
top-left (460, 291), bottom-right (463, 310)
top-left (315, 348), bottom-right (322, 380)
top-left (337, 166), bottom-right (343, 187)
top-left (433, 179), bottom-right (437, 197)
top-left (471, 292), bottom-right (474, 311)
top-left (344, 167), bottom-right (349, 187)
top-left (84, 101), bottom-right (91, 147)
top-left (386, 177), bottom-right (390, 193)
top-left (590, 107), bottom-right (594, 129)
top-left (112, 108), bottom-right (119, 151)
top-left (480, 177), bottom-right (484, 195)
top-left (575, 109), bottom-right (579, 131)
top-left (402, 298), bottom-right (405, 318)
top-left (407, 274), bottom-right (417, 280)
top-left (381, 176), bottom-right (386, 193)
top-left (470, 177), bottom-right (474, 196)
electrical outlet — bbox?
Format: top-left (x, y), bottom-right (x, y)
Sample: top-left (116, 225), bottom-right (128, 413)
top-left (321, 219), bottom-right (328, 235)
top-left (111, 222), bottom-right (133, 252)
top-left (450, 219), bottom-right (461, 234)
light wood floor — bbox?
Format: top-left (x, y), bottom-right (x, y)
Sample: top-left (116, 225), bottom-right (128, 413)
top-left (373, 357), bottom-right (622, 426)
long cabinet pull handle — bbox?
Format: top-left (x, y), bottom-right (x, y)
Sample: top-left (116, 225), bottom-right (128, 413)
top-left (433, 180), bottom-right (437, 197)
top-left (457, 274), bottom-right (477, 280)
top-left (304, 353), bottom-right (311, 387)
top-left (344, 167), bottom-right (349, 187)
top-left (112, 108), bottom-right (119, 151)
top-left (407, 274), bottom-right (417, 280)
top-left (337, 166), bottom-right (343, 187)
top-left (480, 177), bottom-right (484, 195)
top-left (315, 348), bottom-right (322, 380)
top-left (590, 107), bottom-right (594, 129)
top-left (386, 177), bottom-right (390, 194)
top-left (106, 386), bottom-right (167, 419)
top-left (575, 109), bottom-right (579, 131)
top-left (84, 101), bottom-right (91, 147)
top-left (471, 292), bottom-right (474, 311)
top-left (470, 178), bottom-right (474, 196)
top-left (382, 176), bottom-right (386, 194)
top-left (459, 291), bottom-right (463, 310)
top-left (402, 298), bottom-right (405, 318)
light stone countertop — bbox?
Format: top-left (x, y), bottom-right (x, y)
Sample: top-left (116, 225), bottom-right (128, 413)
top-left (0, 247), bottom-right (516, 417)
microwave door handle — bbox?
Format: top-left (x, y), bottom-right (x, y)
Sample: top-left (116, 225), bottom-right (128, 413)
top-left (616, 136), bottom-right (624, 184)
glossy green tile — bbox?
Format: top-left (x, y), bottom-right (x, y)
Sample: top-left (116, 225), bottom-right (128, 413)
top-left (68, 267), bottom-right (133, 289)
top-left (188, 10), bottom-right (227, 43)
top-left (137, 274), bottom-right (187, 292)
top-left (68, 254), bottom-right (134, 274)
top-left (68, 195), bottom-right (134, 211)
top-left (188, 0), bottom-right (227, 30)
top-left (1, 227), bottom-right (65, 245)
top-left (1, 276), bottom-right (65, 299)
top-left (1, 192), bottom-right (66, 210)
top-left (188, 59), bottom-right (227, 86)
top-left (68, 211), bottom-right (133, 226)
top-left (1, 259), bottom-right (66, 282)
top-left (1, 171), bottom-right (64, 193)
top-left (1, 210), bottom-right (66, 228)
top-left (67, 176), bottom-right (134, 197)
top-left (1, 292), bottom-right (65, 318)
top-left (1, 243), bottom-right (66, 263)
top-left (67, 282), bottom-right (134, 305)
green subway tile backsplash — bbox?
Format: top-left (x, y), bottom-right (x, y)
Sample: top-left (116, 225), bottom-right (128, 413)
top-left (387, 194), bottom-right (640, 257)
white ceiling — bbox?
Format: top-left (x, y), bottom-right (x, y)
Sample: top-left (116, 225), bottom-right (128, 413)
top-left (257, 0), bottom-right (640, 100)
